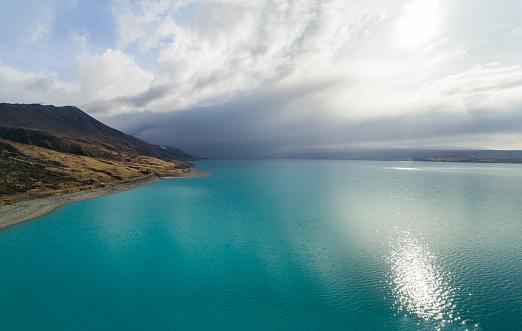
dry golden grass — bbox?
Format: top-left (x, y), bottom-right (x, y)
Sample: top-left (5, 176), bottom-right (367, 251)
top-left (0, 138), bottom-right (190, 205)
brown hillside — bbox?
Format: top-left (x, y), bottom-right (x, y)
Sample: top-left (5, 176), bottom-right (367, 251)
top-left (0, 138), bottom-right (190, 205)
top-left (0, 103), bottom-right (195, 204)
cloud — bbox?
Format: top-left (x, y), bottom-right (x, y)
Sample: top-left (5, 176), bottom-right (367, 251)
top-left (113, 83), bottom-right (172, 108)
top-left (0, 64), bottom-right (79, 104)
top-left (0, 0), bottom-right (77, 44)
top-left (114, 0), bottom-right (191, 51)
top-left (3, 0), bottom-right (458, 118)
top-left (2, 0), bottom-right (522, 156)
top-left (113, 0), bottom-right (401, 113)
top-left (104, 78), bottom-right (522, 157)
top-left (420, 63), bottom-right (522, 113)
top-left (76, 49), bottom-right (155, 114)
top-left (0, 48), bottom-right (155, 114)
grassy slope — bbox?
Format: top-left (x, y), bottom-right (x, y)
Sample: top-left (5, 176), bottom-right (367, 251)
top-left (0, 138), bottom-right (190, 205)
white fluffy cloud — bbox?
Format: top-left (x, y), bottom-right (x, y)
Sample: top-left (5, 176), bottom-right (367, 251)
top-left (111, 0), bottom-right (521, 121)
top-left (0, 64), bottom-right (79, 105)
top-left (110, 0), bottom-right (402, 115)
top-left (76, 49), bottom-right (155, 113)
top-left (0, 49), bottom-right (154, 115)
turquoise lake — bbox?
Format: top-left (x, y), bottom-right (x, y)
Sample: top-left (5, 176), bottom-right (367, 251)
top-left (1, 159), bottom-right (521, 330)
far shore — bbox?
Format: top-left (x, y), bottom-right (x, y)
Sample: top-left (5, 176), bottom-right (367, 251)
top-left (0, 170), bottom-right (213, 231)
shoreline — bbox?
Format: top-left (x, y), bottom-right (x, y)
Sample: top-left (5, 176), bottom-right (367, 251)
top-left (157, 171), bottom-right (213, 178)
top-left (0, 170), bottom-right (212, 231)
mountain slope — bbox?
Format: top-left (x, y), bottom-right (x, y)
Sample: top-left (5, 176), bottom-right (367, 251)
top-left (0, 103), bottom-right (195, 161)
top-left (0, 103), bottom-right (195, 203)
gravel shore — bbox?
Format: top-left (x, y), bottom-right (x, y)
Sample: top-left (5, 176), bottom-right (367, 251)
top-left (0, 171), bottom-right (212, 230)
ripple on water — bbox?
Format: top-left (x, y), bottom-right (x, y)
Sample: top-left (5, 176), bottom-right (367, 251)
top-left (385, 225), bottom-right (481, 330)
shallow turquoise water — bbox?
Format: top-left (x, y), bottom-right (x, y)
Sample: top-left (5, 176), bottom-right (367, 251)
top-left (1, 160), bottom-right (521, 330)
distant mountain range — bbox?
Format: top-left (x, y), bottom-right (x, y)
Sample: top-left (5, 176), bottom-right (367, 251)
top-left (271, 147), bottom-right (522, 163)
top-left (0, 103), bottom-right (195, 202)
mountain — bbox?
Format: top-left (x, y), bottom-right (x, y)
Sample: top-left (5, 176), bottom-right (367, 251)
top-left (0, 103), bottom-right (194, 161)
top-left (0, 103), bottom-right (195, 203)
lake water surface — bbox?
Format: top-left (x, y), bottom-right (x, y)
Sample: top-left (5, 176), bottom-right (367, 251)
top-left (1, 160), bottom-right (521, 330)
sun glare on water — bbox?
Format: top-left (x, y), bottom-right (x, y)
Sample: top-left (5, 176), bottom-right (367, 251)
top-left (395, 0), bottom-right (440, 49)
top-left (386, 226), bottom-right (463, 327)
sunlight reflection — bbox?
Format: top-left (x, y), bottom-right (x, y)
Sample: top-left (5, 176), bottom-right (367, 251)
top-left (395, 0), bottom-right (440, 49)
top-left (386, 226), bottom-right (459, 324)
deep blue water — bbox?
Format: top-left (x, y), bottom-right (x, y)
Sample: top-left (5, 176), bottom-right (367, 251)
top-left (1, 159), bottom-right (521, 330)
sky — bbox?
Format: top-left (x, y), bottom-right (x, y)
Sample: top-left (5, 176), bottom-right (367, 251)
top-left (1, 0), bottom-right (522, 157)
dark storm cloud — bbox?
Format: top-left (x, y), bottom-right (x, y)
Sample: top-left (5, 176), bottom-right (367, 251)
top-left (114, 84), bottom-right (172, 108)
top-left (104, 86), bottom-right (522, 158)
